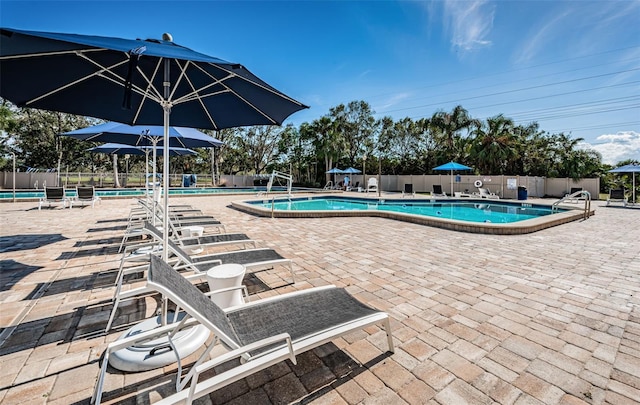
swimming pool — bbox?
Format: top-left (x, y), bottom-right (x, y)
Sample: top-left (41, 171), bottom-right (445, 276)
top-left (232, 195), bottom-right (587, 235)
top-left (0, 186), bottom-right (304, 201)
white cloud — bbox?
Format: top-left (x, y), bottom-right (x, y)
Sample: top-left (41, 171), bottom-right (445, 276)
top-left (442, 0), bottom-right (494, 52)
top-left (582, 131), bottom-right (640, 165)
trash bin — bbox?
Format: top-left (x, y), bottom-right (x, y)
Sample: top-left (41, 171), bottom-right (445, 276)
top-left (517, 186), bottom-right (528, 200)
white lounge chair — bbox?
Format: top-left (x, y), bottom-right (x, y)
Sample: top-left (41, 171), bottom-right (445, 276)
top-left (107, 222), bottom-right (293, 331)
top-left (92, 255), bottom-right (394, 405)
top-left (366, 177), bottom-right (378, 193)
top-left (475, 187), bottom-right (500, 199)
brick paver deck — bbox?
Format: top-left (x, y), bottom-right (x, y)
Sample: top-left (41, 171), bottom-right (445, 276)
top-left (0, 194), bottom-right (638, 404)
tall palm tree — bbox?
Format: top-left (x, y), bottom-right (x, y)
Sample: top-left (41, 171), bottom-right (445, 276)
top-left (470, 114), bottom-right (519, 174)
top-left (430, 105), bottom-right (476, 163)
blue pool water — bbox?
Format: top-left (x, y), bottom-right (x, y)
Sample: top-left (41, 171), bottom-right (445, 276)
top-left (249, 197), bottom-right (561, 224)
top-left (0, 186), bottom-right (294, 200)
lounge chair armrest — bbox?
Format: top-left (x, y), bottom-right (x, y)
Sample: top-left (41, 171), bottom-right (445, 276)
top-left (92, 317), bottom-right (200, 405)
top-left (204, 285), bottom-right (250, 302)
top-left (151, 333), bottom-right (296, 405)
top-left (177, 257), bottom-right (223, 267)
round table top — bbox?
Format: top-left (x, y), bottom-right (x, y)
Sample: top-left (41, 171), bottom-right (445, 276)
top-left (206, 263), bottom-right (245, 279)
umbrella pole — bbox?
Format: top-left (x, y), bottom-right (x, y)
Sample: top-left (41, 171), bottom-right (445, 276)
top-left (144, 149), bottom-right (149, 200)
top-left (450, 170), bottom-right (454, 196)
top-left (152, 138), bottom-right (158, 226)
top-left (162, 59), bottom-right (171, 262)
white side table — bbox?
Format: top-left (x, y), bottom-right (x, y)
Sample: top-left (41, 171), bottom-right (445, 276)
top-left (181, 225), bottom-right (204, 238)
top-left (206, 264), bottom-right (246, 308)
top-left (181, 225), bottom-right (204, 254)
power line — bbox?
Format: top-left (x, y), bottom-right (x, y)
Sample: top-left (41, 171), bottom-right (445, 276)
top-left (378, 68), bottom-right (640, 115)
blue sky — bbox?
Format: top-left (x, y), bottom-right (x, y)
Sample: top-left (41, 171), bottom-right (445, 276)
top-left (2, 0), bottom-right (639, 164)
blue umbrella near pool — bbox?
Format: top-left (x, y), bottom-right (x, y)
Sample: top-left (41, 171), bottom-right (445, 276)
top-left (326, 167), bottom-right (345, 188)
top-left (608, 163), bottom-right (640, 204)
top-left (62, 122), bottom-right (223, 199)
top-left (88, 142), bottom-right (197, 201)
top-left (342, 167), bottom-right (362, 188)
top-left (0, 27), bottom-right (308, 262)
top-left (433, 161), bottom-right (473, 196)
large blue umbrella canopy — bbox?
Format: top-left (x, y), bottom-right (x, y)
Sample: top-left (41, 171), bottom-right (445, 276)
top-left (0, 28), bottom-right (308, 129)
top-left (0, 27), bottom-right (307, 260)
top-left (608, 163), bottom-right (639, 204)
top-left (433, 161), bottom-right (473, 196)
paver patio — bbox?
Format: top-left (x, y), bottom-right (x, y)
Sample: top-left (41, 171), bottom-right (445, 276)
top-left (0, 194), bottom-right (638, 404)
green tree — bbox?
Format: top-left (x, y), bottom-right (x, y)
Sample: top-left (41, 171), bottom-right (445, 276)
top-left (429, 105), bottom-right (476, 163)
top-left (470, 114), bottom-right (519, 174)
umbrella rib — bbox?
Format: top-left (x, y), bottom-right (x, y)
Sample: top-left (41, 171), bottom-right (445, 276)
top-left (130, 58), bottom-right (165, 123)
top-left (0, 47), bottom-right (105, 60)
top-left (171, 60), bottom-right (222, 130)
top-left (207, 61), bottom-right (305, 106)
top-left (184, 62), bottom-right (279, 125)
top-left (20, 51), bottom-right (130, 107)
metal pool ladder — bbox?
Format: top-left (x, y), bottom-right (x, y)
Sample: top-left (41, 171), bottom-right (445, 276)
top-left (552, 190), bottom-right (592, 219)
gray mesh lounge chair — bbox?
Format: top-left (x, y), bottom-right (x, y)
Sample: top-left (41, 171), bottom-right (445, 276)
top-left (107, 222), bottom-right (292, 331)
top-left (118, 206), bottom-right (226, 253)
top-left (92, 255), bottom-right (394, 405)
top-left (39, 186), bottom-right (70, 210)
top-left (431, 184), bottom-right (446, 197)
top-left (71, 186), bottom-right (101, 208)
top-left (606, 189), bottom-right (627, 207)
top-left (402, 183), bottom-right (415, 198)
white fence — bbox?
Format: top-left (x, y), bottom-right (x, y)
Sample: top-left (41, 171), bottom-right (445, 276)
top-left (1, 171), bottom-right (600, 199)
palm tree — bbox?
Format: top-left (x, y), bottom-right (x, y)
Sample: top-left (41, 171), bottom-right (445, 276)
top-left (470, 114), bottom-right (519, 174)
top-left (430, 105), bottom-right (476, 163)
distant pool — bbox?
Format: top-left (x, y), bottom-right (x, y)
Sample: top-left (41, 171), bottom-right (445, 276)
top-left (233, 196), bottom-right (586, 235)
top-left (0, 186), bottom-right (301, 201)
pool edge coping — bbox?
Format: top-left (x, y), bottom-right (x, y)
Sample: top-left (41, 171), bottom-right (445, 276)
top-left (231, 194), bottom-right (591, 235)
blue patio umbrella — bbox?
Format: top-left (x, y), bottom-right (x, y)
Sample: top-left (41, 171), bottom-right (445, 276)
top-left (1, 27), bottom-right (307, 260)
top-left (325, 167), bottom-right (345, 187)
top-left (433, 161), bottom-right (473, 196)
top-left (608, 163), bottom-right (640, 204)
top-left (88, 142), bottom-right (196, 198)
top-left (62, 122), bottom-right (223, 197)
top-left (343, 167), bottom-right (362, 174)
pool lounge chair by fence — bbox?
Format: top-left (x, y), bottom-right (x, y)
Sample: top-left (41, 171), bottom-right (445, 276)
top-left (606, 189), bottom-right (627, 207)
top-left (367, 178), bottom-right (378, 193)
top-left (431, 185), bottom-right (446, 197)
top-left (71, 186), bottom-right (101, 208)
top-left (39, 187), bottom-right (69, 210)
top-left (474, 187), bottom-right (500, 199)
top-left (92, 255), bottom-right (394, 405)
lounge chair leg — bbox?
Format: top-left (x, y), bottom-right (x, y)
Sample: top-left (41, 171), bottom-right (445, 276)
top-left (289, 263), bottom-right (295, 284)
top-left (91, 351), bottom-right (110, 405)
top-left (384, 318), bottom-right (395, 353)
